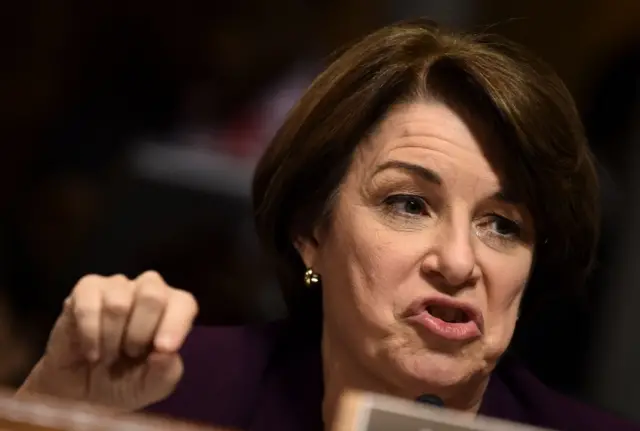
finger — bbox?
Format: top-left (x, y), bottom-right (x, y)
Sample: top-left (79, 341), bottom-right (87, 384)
top-left (123, 274), bottom-right (170, 358)
top-left (135, 270), bottom-right (166, 285)
top-left (142, 352), bottom-right (184, 403)
top-left (45, 297), bottom-right (84, 363)
top-left (70, 275), bottom-right (104, 362)
top-left (154, 290), bottom-right (198, 353)
top-left (100, 275), bottom-right (134, 366)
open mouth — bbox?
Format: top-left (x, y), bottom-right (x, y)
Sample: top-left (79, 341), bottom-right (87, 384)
top-left (405, 297), bottom-right (483, 341)
top-left (425, 304), bottom-right (471, 324)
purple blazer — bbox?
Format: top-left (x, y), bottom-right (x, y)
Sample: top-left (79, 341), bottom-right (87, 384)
top-left (146, 322), bottom-right (639, 430)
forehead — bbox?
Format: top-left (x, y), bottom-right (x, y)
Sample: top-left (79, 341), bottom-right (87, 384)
top-left (355, 101), bottom-right (504, 187)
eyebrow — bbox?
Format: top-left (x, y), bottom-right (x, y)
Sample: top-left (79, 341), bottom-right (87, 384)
top-left (491, 190), bottom-right (521, 205)
top-left (373, 160), bottom-right (442, 185)
top-left (373, 160), bottom-right (522, 204)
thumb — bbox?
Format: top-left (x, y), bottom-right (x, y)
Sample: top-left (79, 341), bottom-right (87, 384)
top-left (141, 352), bottom-right (184, 403)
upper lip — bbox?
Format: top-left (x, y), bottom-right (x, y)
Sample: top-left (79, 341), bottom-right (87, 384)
top-left (405, 296), bottom-right (484, 333)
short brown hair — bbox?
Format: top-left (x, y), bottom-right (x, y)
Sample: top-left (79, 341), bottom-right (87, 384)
top-left (252, 18), bottom-right (599, 315)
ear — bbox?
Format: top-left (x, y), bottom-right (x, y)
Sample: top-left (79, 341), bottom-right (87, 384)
top-left (293, 225), bottom-right (324, 269)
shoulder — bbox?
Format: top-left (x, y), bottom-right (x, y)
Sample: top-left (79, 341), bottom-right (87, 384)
top-left (145, 322), bottom-right (287, 427)
top-left (485, 354), bottom-right (639, 430)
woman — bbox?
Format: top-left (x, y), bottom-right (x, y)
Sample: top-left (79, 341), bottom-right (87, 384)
top-left (16, 19), bottom-right (639, 430)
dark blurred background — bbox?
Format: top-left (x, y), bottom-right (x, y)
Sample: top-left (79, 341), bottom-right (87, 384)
top-left (1, 0), bottom-right (639, 423)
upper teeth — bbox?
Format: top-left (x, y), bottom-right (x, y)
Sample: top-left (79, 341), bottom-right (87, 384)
top-left (428, 305), bottom-right (466, 323)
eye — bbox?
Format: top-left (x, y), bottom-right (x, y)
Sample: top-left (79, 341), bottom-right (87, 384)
top-left (487, 215), bottom-right (522, 238)
top-left (384, 194), bottom-right (430, 216)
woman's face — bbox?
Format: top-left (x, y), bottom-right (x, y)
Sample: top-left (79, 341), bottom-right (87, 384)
top-left (299, 100), bottom-right (535, 406)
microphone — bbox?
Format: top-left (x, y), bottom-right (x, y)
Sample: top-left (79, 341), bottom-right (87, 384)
top-left (415, 394), bottom-right (445, 407)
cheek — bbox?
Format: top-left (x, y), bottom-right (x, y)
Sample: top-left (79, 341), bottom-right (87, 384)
top-left (318, 205), bottom-right (414, 327)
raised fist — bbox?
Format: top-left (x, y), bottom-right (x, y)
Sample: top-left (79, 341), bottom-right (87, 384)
top-left (17, 271), bottom-right (198, 411)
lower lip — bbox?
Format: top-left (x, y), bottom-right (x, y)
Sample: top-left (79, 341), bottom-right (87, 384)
top-left (408, 312), bottom-right (481, 341)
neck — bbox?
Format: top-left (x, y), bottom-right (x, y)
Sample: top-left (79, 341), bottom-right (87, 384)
top-left (320, 326), bottom-right (488, 428)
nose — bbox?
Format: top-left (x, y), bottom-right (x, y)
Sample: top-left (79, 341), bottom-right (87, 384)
top-left (422, 218), bottom-right (477, 288)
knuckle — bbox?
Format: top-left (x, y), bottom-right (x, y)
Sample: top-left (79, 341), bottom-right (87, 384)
top-left (103, 293), bottom-right (133, 316)
top-left (136, 283), bottom-right (168, 307)
top-left (74, 274), bottom-right (103, 290)
top-left (175, 290), bottom-right (199, 314)
top-left (138, 270), bottom-right (164, 283)
top-left (107, 273), bottom-right (129, 283)
top-left (74, 273), bottom-right (128, 296)
top-left (77, 273), bottom-right (103, 284)
top-left (73, 304), bottom-right (100, 322)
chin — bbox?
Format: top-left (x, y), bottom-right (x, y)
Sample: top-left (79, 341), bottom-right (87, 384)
top-left (389, 346), bottom-right (489, 395)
